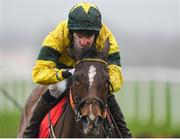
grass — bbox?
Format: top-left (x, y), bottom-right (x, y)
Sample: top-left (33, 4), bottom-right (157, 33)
top-left (0, 111), bottom-right (180, 137)
top-left (0, 111), bottom-right (21, 138)
top-left (127, 121), bottom-right (180, 137)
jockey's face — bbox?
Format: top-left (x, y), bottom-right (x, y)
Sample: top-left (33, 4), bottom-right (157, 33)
top-left (73, 32), bottom-right (95, 49)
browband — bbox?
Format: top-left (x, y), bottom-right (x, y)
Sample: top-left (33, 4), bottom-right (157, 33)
top-left (77, 58), bottom-right (108, 66)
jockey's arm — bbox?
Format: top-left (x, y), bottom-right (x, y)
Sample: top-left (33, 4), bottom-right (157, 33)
top-left (32, 59), bottom-right (65, 85)
top-left (107, 44), bottom-right (123, 93)
top-left (32, 21), bottom-right (70, 85)
top-left (99, 24), bottom-right (123, 92)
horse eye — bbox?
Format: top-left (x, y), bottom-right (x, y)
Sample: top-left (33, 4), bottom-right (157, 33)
top-left (76, 78), bottom-right (79, 82)
top-left (74, 77), bottom-right (79, 84)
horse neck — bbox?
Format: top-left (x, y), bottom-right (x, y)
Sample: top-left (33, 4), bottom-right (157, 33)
top-left (54, 96), bottom-right (82, 137)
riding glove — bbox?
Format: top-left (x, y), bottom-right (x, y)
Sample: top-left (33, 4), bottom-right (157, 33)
top-left (62, 68), bottom-right (75, 78)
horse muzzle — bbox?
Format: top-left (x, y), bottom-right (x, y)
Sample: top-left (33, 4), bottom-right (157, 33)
top-left (77, 114), bottom-right (104, 137)
top-left (75, 100), bottom-right (106, 136)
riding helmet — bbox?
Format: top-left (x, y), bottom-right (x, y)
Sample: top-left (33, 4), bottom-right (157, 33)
top-left (68, 2), bottom-right (102, 33)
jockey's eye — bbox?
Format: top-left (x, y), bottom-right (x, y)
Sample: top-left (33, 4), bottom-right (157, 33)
top-left (76, 34), bottom-right (84, 38)
top-left (74, 33), bottom-right (94, 39)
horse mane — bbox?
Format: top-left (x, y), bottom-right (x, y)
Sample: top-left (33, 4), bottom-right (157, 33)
top-left (68, 43), bottom-right (107, 61)
top-left (78, 45), bottom-right (98, 59)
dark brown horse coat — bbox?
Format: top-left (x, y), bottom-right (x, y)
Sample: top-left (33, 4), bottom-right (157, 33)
top-left (18, 85), bottom-right (48, 137)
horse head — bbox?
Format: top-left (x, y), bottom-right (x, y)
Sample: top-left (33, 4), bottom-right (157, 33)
top-left (68, 39), bottom-right (110, 137)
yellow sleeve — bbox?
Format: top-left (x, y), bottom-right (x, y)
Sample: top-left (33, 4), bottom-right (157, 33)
top-left (42, 20), bottom-right (70, 53)
top-left (97, 24), bottom-right (123, 92)
top-left (32, 20), bottom-right (70, 85)
top-left (32, 60), bottom-right (65, 85)
top-left (108, 64), bottom-right (123, 92)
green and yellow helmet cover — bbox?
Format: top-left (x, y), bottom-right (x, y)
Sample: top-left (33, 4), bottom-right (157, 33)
top-left (68, 2), bottom-right (102, 31)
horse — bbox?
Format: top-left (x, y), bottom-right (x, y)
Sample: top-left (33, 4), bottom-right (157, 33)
top-left (18, 39), bottom-right (122, 138)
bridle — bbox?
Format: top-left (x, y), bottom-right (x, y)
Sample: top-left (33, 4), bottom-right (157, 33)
top-left (69, 58), bottom-right (109, 122)
top-left (77, 58), bottom-right (108, 66)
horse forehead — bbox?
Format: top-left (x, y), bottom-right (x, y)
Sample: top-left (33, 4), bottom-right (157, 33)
top-left (88, 65), bottom-right (96, 88)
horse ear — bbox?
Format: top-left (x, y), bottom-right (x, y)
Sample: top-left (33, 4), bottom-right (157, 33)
top-left (102, 37), bottom-right (110, 58)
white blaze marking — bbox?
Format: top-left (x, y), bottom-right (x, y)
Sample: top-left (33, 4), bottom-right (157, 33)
top-left (89, 112), bottom-right (95, 121)
top-left (88, 65), bottom-right (96, 88)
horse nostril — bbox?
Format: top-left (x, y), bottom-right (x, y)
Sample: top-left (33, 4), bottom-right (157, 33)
top-left (95, 116), bottom-right (104, 127)
top-left (80, 116), bottom-right (89, 127)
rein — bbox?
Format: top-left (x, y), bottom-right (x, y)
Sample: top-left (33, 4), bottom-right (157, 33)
top-left (69, 88), bottom-right (75, 110)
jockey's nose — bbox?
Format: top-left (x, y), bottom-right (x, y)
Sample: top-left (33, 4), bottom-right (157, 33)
top-left (79, 37), bottom-right (91, 47)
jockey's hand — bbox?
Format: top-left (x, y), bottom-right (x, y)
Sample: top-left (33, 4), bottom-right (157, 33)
top-left (62, 68), bottom-right (75, 78)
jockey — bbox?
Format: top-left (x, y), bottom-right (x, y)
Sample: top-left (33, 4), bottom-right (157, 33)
top-left (23, 2), bottom-right (132, 138)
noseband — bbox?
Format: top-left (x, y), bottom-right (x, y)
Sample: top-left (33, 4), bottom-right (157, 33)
top-left (69, 89), bottom-right (107, 121)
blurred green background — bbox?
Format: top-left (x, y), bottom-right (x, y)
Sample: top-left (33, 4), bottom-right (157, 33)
top-left (0, 0), bottom-right (179, 137)
top-left (0, 77), bottom-right (180, 137)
